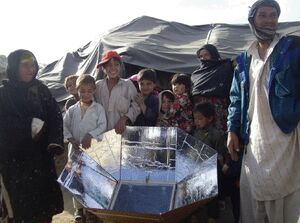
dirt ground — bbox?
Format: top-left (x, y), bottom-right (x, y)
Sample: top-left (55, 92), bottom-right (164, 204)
top-left (52, 147), bottom-right (76, 223)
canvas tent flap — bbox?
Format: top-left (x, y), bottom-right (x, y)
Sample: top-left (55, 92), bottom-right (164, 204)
top-left (37, 16), bottom-right (300, 101)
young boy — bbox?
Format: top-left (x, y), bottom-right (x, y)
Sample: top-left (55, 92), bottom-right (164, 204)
top-left (169, 73), bottom-right (194, 133)
top-left (134, 68), bottom-right (159, 126)
top-left (64, 75), bottom-right (79, 111)
top-left (63, 74), bottom-right (107, 222)
top-left (193, 102), bottom-right (239, 222)
top-left (95, 50), bottom-right (140, 134)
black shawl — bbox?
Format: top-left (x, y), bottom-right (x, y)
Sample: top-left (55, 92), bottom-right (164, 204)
top-left (191, 59), bottom-right (234, 98)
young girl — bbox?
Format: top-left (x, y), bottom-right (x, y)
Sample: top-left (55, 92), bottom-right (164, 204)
top-left (156, 90), bottom-right (175, 127)
top-left (95, 50), bottom-right (140, 134)
top-left (63, 74), bottom-right (107, 221)
top-left (169, 73), bottom-right (194, 133)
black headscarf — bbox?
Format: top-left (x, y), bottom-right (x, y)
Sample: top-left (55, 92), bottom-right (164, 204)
top-left (248, 0), bottom-right (281, 42)
top-left (192, 45), bottom-right (233, 98)
top-left (3, 50), bottom-right (41, 118)
top-left (6, 49), bottom-right (39, 83)
top-left (196, 44), bottom-right (221, 61)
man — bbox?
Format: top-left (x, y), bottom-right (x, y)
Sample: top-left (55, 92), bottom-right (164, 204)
top-left (227, 0), bottom-right (300, 222)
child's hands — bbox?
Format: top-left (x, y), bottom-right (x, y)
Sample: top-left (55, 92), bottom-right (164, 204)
top-left (135, 93), bottom-right (143, 105)
top-left (82, 133), bottom-right (92, 149)
top-left (68, 137), bottom-right (80, 150)
top-left (115, 116), bottom-right (128, 134)
top-left (65, 162), bottom-right (72, 171)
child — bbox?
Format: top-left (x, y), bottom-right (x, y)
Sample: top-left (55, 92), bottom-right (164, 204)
top-left (64, 75), bottom-right (79, 111)
top-left (156, 90), bottom-right (175, 127)
top-left (134, 68), bottom-right (159, 126)
top-left (95, 50), bottom-right (140, 134)
top-left (169, 73), bottom-right (194, 133)
top-left (192, 102), bottom-right (229, 223)
top-left (63, 74), bottom-right (107, 222)
top-left (0, 49), bottom-right (64, 222)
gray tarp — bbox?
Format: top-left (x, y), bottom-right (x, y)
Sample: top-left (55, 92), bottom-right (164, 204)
top-left (37, 16), bottom-right (300, 101)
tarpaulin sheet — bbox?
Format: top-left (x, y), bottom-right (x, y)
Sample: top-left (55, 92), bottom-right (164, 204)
top-left (37, 16), bottom-right (300, 101)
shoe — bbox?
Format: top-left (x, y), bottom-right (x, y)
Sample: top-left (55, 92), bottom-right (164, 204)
top-left (74, 208), bottom-right (84, 222)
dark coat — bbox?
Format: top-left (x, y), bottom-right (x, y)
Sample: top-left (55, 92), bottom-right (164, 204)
top-left (134, 93), bottom-right (159, 126)
top-left (0, 50), bottom-right (64, 221)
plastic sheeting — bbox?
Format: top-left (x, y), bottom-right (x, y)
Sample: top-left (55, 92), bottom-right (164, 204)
top-left (37, 16), bottom-right (300, 101)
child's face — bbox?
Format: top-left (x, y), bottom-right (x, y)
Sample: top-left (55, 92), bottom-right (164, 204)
top-left (18, 60), bottom-right (36, 83)
top-left (161, 95), bottom-right (173, 113)
top-left (66, 79), bottom-right (77, 95)
top-left (139, 80), bottom-right (155, 96)
top-left (78, 84), bottom-right (95, 104)
top-left (172, 83), bottom-right (186, 96)
top-left (193, 111), bottom-right (213, 129)
top-left (102, 59), bottom-right (121, 80)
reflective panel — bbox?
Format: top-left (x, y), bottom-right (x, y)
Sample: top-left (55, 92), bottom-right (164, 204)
top-left (121, 127), bottom-right (176, 183)
top-left (173, 129), bottom-right (218, 208)
top-left (85, 130), bottom-right (121, 179)
top-left (58, 150), bottom-right (117, 209)
top-left (175, 132), bottom-right (217, 182)
top-left (174, 154), bottom-right (218, 208)
top-left (58, 126), bottom-right (218, 216)
top-left (112, 183), bottom-right (174, 214)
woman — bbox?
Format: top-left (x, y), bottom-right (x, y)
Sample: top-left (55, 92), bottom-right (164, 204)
top-left (191, 44), bottom-right (234, 132)
top-left (0, 49), bottom-right (64, 222)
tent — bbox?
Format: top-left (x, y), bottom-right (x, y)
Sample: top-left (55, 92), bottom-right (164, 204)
top-left (0, 55), bottom-right (7, 82)
top-left (37, 16), bottom-right (300, 101)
